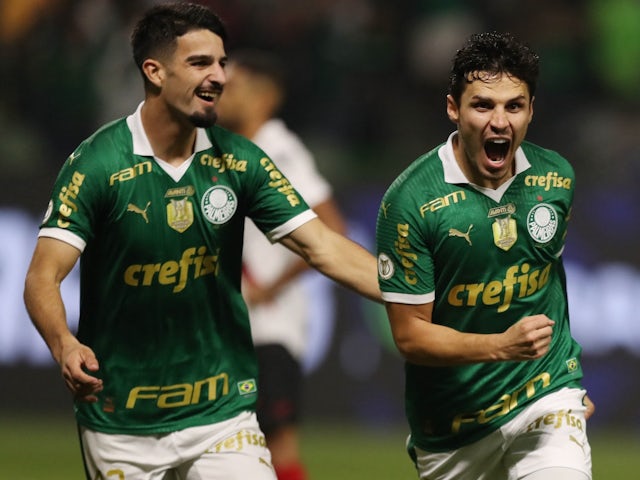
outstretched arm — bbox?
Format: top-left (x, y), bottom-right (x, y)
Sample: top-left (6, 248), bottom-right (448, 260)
top-left (23, 237), bottom-right (103, 402)
top-left (244, 198), bottom-right (347, 305)
top-left (278, 217), bottom-right (381, 303)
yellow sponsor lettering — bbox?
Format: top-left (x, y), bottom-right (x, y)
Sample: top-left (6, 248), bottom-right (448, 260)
top-left (526, 409), bottom-right (583, 433)
top-left (524, 171), bottom-right (572, 191)
top-left (123, 246), bottom-right (220, 293)
top-left (126, 373), bottom-right (229, 409)
top-left (201, 153), bottom-right (248, 173)
top-left (419, 190), bottom-right (467, 217)
top-left (447, 263), bottom-right (552, 312)
top-left (452, 373), bottom-right (551, 433)
top-left (395, 223), bottom-right (418, 285)
top-left (260, 157), bottom-right (301, 207)
top-left (57, 171), bottom-right (86, 228)
top-left (211, 430), bottom-right (267, 453)
top-left (109, 161), bottom-right (152, 186)
top-left (157, 384), bottom-right (192, 408)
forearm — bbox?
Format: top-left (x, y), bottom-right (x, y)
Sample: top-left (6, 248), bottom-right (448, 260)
top-left (392, 319), bottom-right (501, 366)
top-left (281, 219), bottom-right (381, 303)
top-left (24, 272), bottom-right (78, 365)
top-left (306, 230), bottom-right (381, 303)
top-left (388, 302), bottom-right (555, 366)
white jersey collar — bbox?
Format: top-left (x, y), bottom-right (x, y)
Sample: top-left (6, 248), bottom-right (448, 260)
top-left (126, 101), bottom-right (213, 157)
top-left (438, 131), bottom-right (531, 202)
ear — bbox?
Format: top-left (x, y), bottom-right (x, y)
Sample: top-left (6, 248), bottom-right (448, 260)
top-left (142, 59), bottom-right (164, 89)
top-left (446, 94), bottom-right (459, 124)
top-left (528, 96), bottom-right (535, 124)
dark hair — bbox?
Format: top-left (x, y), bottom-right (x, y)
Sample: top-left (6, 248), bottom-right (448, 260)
top-left (448, 32), bottom-right (540, 103)
top-left (131, 2), bottom-right (227, 73)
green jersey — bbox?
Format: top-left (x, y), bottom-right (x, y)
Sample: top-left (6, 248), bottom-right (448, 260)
top-left (376, 133), bottom-right (584, 451)
top-left (40, 106), bottom-right (313, 434)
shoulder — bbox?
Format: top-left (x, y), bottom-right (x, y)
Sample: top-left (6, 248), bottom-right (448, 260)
top-left (520, 141), bottom-right (574, 177)
top-left (62, 118), bottom-right (132, 173)
top-left (383, 144), bottom-right (445, 201)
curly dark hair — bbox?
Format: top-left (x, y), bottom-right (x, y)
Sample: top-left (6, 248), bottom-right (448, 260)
top-left (131, 2), bottom-right (227, 75)
top-left (448, 32), bottom-right (540, 103)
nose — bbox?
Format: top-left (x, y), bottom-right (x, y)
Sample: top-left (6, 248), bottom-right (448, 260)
top-left (490, 107), bottom-right (508, 131)
top-left (209, 62), bottom-right (226, 86)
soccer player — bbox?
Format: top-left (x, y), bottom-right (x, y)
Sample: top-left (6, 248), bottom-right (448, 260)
top-left (216, 50), bottom-right (346, 480)
top-left (22, 3), bottom-right (379, 479)
top-left (375, 32), bottom-right (594, 480)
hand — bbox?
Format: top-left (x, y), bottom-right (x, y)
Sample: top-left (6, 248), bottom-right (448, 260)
top-left (584, 394), bottom-right (595, 420)
top-left (496, 315), bottom-right (555, 361)
top-left (59, 341), bottom-right (103, 403)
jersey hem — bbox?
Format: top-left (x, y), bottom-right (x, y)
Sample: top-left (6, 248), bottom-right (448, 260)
top-left (266, 210), bottom-right (316, 242)
top-left (39, 227), bottom-right (86, 252)
top-left (382, 291), bottom-right (435, 304)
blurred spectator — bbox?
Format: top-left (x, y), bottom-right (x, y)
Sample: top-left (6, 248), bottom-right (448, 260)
top-left (217, 49), bottom-right (347, 480)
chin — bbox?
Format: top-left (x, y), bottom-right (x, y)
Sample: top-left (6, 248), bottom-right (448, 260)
top-left (190, 111), bottom-right (218, 128)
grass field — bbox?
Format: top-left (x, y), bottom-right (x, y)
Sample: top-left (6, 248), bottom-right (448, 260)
top-left (1, 413), bottom-right (638, 479)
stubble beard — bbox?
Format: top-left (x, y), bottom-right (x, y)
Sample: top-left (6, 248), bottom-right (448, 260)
top-left (189, 109), bottom-right (218, 128)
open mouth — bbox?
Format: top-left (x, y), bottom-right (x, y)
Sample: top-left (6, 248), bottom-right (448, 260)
top-left (196, 90), bottom-right (219, 103)
top-left (484, 138), bottom-right (510, 163)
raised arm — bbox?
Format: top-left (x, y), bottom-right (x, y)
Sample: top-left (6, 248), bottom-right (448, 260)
top-left (23, 237), bottom-right (103, 402)
top-left (278, 217), bottom-right (381, 303)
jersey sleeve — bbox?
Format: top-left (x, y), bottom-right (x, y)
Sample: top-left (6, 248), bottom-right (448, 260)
top-left (39, 139), bottom-right (111, 252)
top-left (238, 140), bottom-right (313, 243)
top-left (255, 126), bottom-right (332, 208)
top-left (375, 179), bottom-right (436, 305)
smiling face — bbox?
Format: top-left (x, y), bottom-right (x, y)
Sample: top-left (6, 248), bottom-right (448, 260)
top-left (148, 28), bottom-right (227, 128)
top-left (447, 72), bottom-right (534, 189)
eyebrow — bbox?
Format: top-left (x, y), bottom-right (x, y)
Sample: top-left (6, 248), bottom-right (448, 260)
top-left (470, 94), bottom-right (528, 102)
top-left (185, 54), bottom-right (228, 64)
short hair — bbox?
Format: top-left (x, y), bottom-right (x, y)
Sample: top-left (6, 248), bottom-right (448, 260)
top-left (448, 32), bottom-right (540, 103)
top-left (131, 2), bottom-right (227, 74)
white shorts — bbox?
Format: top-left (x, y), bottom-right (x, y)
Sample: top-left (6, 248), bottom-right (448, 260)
top-left (412, 388), bottom-right (592, 480)
top-left (79, 411), bottom-right (275, 480)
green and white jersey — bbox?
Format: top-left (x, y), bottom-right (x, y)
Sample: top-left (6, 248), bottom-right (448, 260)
top-left (376, 132), bottom-right (584, 451)
top-left (39, 104), bottom-right (314, 434)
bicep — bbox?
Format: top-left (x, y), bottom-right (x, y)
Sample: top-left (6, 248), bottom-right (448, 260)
top-left (26, 237), bottom-right (81, 285)
top-left (278, 218), bottom-right (326, 262)
top-left (311, 198), bottom-right (347, 235)
top-left (386, 301), bottom-right (434, 344)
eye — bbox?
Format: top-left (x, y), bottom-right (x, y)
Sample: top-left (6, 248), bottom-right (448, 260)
top-left (472, 101), bottom-right (492, 111)
top-left (506, 101), bottom-right (525, 112)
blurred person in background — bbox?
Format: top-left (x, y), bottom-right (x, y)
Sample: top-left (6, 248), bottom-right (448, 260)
top-left (23, 3), bottom-right (380, 479)
top-left (216, 50), bottom-right (347, 480)
top-left (376, 32), bottom-right (594, 480)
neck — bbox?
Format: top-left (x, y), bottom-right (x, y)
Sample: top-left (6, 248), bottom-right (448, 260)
top-left (141, 100), bottom-right (197, 166)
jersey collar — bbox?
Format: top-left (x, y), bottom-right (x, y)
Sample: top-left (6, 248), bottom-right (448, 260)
top-left (126, 101), bottom-right (213, 157)
top-left (438, 131), bottom-right (531, 202)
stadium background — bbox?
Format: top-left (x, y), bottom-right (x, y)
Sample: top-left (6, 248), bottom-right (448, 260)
top-left (1, 0), bottom-right (639, 477)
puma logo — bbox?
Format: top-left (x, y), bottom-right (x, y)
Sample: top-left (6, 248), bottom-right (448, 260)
top-left (380, 201), bottom-right (390, 219)
top-left (127, 202), bottom-right (151, 223)
top-left (449, 224), bottom-right (473, 246)
top-left (569, 434), bottom-right (585, 453)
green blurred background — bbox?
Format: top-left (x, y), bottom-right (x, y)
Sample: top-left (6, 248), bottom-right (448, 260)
top-left (1, 0), bottom-right (640, 478)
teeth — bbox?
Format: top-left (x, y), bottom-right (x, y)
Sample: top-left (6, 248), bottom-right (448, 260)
top-left (489, 139), bottom-right (507, 144)
top-left (198, 92), bottom-right (216, 100)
